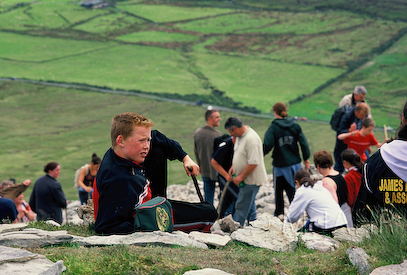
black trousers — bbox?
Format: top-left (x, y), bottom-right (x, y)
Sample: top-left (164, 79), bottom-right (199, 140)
top-left (169, 199), bottom-right (218, 232)
top-left (274, 176), bottom-right (296, 216)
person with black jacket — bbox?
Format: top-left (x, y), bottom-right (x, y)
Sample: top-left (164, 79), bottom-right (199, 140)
top-left (353, 110), bottom-right (407, 220)
top-left (29, 162), bottom-right (67, 224)
top-left (145, 130), bottom-right (198, 198)
top-left (94, 112), bottom-right (216, 235)
top-left (263, 102), bottom-right (310, 220)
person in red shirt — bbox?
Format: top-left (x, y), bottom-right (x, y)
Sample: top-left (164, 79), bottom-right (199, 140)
top-left (338, 117), bottom-right (388, 162)
top-left (341, 149), bottom-right (363, 210)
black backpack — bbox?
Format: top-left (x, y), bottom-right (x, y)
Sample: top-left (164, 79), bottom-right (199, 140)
top-left (330, 105), bottom-right (349, 131)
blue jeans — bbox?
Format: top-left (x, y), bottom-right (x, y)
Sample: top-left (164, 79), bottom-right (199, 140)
top-left (233, 184), bottom-right (260, 226)
top-left (202, 176), bottom-right (217, 205)
top-left (78, 188), bottom-right (92, 205)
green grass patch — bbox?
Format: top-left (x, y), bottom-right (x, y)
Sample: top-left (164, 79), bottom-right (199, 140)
top-left (117, 3), bottom-right (234, 23)
top-left (0, 44), bottom-right (209, 95)
top-left (240, 11), bottom-right (367, 35)
top-left (0, 2), bottom-right (106, 30)
top-left (289, 33), bottom-right (407, 129)
top-left (73, 11), bottom-right (143, 34)
top-left (175, 11), bottom-right (277, 34)
top-left (1, 80), bottom-right (379, 200)
top-left (193, 52), bottom-right (345, 113)
top-left (115, 30), bottom-right (199, 43)
top-left (0, 31), bottom-right (117, 61)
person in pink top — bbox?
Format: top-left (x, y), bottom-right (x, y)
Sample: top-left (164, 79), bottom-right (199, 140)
top-left (337, 117), bottom-right (388, 162)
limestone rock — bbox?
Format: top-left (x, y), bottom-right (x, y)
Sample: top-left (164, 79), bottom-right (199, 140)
top-left (74, 230), bottom-right (208, 249)
top-left (370, 259), bottom-right (407, 275)
top-left (346, 247), bottom-right (371, 275)
top-left (300, 232), bottom-right (340, 252)
top-left (0, 246), bottom-right (66, 275)
top-left (231, 213), bottom-right (297, 252)
top-left (183, 268), bottom-right (234, 275)
top-left (333, 224), bottom-right (378, 243)
top-left (0, 223), bottom-right (28, 234)
top-left (45, 220), bottom-right (61, 227)
top-left (75, 199), bottom-right (95, 225)
top-left (188, 231), bottom-right (232, 248)
top-left (0, 228), bottom-right (73, 248)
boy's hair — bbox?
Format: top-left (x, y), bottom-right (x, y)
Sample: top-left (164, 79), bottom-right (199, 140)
top-left (111, 112), bottom-right (154, 148)
top-left (313, 150), bottom-right (333, 169)
top-left (362, 117), bottom-right (375, 128)
top-left (205, 109), bottom-right (218, 122)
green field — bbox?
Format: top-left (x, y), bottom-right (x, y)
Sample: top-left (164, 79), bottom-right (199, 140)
top-left (0, 0), bottom-right (406, 128)
top-left (0, 81), bottom-right (388, 201)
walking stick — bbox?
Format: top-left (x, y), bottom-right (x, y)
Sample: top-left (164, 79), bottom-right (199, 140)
top-left (383, 124), bottom-right (388, 140)
top-left (187, 166), bottom-right (204, 202)
top-left (217, 180), bottom-right (232, 219)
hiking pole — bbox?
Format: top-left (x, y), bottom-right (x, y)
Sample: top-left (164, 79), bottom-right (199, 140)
top-left (187, 166), bottom-right (204, 202)
top-left (217, 180), bottom-right (232, 219)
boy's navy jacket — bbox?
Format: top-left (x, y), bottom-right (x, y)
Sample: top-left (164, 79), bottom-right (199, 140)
top-left (263, 117), bottom-right (310, 168)
top-left (95, 148), bottom-right (151, 235)
top-left (144, 130), bottom-right (187, 197)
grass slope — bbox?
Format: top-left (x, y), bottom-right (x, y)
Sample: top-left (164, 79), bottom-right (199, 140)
top-left (0, 0), bottom-right (405, 127)
top-left (0, 81), bottom-right (387, 201)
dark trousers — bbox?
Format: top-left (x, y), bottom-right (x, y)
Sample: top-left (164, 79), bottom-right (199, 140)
top-left (169, 199), bottom-right (218, 232)
top-left (274, 176), bottom-right (296, 216)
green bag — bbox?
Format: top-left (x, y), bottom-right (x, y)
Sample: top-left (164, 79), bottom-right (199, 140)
top-left (134, 197), bottom-right (174, 232)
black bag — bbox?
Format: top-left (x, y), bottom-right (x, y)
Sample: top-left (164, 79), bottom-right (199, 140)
top-left (330, 105), bottom-right (349, 131)
top-left (134, 197), bottom-right (174, 232)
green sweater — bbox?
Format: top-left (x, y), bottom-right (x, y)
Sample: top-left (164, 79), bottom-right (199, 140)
top-left (263, 117), bottom-right (310, 168)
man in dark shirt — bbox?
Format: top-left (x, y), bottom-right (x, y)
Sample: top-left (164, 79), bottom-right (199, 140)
top-left (333, 102), bottom-right (369, 173)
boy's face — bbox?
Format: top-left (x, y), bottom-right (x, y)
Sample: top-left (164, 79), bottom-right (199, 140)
top-left (362, 126), bottom-right (374, 135)
top-left (118, 126), bottom-right (151, 163)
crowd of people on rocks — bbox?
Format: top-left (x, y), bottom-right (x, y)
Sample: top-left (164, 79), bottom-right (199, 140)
top-left (1, 86), bottom-right (406, 238)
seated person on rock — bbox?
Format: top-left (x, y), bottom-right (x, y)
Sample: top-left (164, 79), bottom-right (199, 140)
top-left (94, 112), bottom-right (217, 235)
top-left (286, 169), bottom-right (348, 237)
top-left (0, 197), bottom-right (18, 224)
top-left (353, 123), bottom-right (407, 220)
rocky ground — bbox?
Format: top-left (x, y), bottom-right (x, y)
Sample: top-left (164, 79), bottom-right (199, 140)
top-left (1, 168), bottom-right (406, 274)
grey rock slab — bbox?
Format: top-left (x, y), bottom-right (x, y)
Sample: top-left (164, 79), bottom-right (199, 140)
top-left (183, 268), bottom-right (235, 275)
top-left (0, 228), bottom-right (73, 248)
top-left (0, 246), bottom-right (66, 275)
top-left (346, 247), bottom-right (371, 275)
top-left (0, 245), bottom-right (38, 263)
top-left (300, 232), bottom-right (341, 252)
top-left (231, 213), bottom-right (297, 252)
top-left (74, 230), bottom-right (208, 249)
top-left (189, 231), bottom-right (232, 247)
top-left (370, 259), bottom-right (407, 275)
top-left (333, 224), bottom-right (378, 243)
top-left (0, 223), bottom-right (28, 234)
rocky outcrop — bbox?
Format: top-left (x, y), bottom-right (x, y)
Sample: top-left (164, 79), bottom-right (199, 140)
top-left (0, 245), bottom-right (66, 275)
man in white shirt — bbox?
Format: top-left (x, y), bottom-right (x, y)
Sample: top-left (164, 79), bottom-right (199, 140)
top-left (224, 117), bottom-right (268, 226)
